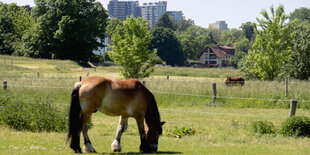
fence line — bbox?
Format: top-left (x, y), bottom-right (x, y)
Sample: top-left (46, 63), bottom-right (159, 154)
top-left (1, 76), bottom-right (310, 85)
top-left (3, 82), bottom-right (310, 103)
top-left (160, 108), bottom-right (287, 118)
top-left (152, 90), bottom-right (310, 102)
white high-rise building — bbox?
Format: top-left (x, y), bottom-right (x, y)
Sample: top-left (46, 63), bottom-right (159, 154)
top-left (140, 1), bottom-right (167, 27)
top-left (209, 21), bottom-right (229, 32)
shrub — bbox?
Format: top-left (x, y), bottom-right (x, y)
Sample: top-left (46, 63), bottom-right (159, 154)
top-left (166, 126), bottom-right (195, 138)
top-left (0, 96), bottom-right (67, 132)
top-left (248, 121), bottom-right (275, 135)
top-left (280, 116), bottom-right (310, 137)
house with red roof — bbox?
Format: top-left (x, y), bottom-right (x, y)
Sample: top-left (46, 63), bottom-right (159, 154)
top-left (199, 46), bottom-right (235, 67)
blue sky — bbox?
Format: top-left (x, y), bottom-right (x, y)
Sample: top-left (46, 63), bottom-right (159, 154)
top-left (1, 0), bottom-right (309, 28)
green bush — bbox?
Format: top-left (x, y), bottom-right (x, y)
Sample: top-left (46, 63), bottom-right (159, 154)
top-left (248, 121), bottom-right (275, 135)
top-left (280, 116), bottom-right (310, 137)
top-left (166, 127), bottom-right (195, 138)
top-left (0, 95), bottom-right (67, 132)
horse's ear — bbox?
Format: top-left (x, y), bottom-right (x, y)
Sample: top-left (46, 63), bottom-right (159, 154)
top-left (160, 121), bottom-right (166, 126)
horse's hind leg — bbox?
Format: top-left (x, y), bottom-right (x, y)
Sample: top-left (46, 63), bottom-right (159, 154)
top-left (111, 116), bottom-right (128, 152)
top-left (81, 112), bottom-right (97, 153)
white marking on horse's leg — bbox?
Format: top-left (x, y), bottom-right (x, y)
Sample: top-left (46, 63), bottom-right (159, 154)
top-left (111, 139), bottom-right (121, 152)
top-left (111, 116), bottom-right (128, 152)
top-left (82, 113), bottom-right (96, 153)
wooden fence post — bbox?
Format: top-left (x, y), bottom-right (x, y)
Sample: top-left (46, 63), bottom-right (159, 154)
top-left (167, 75), bottom-right (169, 80)
top-left (285, 77), bottom-right (288, 97)
top-left (289, 99), bottom-right (297, 117)
top-left (87, 72), bottom-right (89, 77)
top-left (79, 76), bottom-right (82, 82)
top-left (37, 72), bottom-right (40, 78)
top-left (212, 83), bottom-right (217, 103)
top-left (3, 80), bottom-right (7, 90)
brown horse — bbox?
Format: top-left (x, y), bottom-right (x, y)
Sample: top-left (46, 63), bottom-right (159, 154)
top-left (225, 76), bottom-right (245, 86)
top-left (66, 76), bottom-right (165, 153)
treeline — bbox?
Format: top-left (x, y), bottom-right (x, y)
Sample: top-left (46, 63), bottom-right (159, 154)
top-left (0, 1), bottom-right (310, 80)
top-left (0, 0), bottom-right (108, 61)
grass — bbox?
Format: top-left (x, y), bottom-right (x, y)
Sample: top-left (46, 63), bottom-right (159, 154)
top-left (1, 55), bottom-right (310, 154)
top-left (1, 107), bottom-right (310, 154)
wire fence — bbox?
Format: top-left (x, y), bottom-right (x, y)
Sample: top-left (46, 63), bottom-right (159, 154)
top-left (2, 77), bottom-right (310, 120)
top-left (1, 78), bottom-right (310, 103)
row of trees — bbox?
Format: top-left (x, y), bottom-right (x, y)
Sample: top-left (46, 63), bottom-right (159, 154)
top-left (0, 1), bottom-right (309, 80)
top-left (241, 5), bottom-right (310, 80)
top-left (0, 0), bottom-right (108, 61)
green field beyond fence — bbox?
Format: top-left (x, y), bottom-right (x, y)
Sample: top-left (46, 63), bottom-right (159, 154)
top-left (1, 55), bottom-right (310, 154)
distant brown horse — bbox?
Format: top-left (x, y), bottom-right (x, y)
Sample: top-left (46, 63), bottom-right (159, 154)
top-left (67, 76), bottom-right (165, 153)
top-left (225, 76), bottom-right (245, 86)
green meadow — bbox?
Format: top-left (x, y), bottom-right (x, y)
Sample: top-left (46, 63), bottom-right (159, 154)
top-left (1, 55), bottom-right (310, 154)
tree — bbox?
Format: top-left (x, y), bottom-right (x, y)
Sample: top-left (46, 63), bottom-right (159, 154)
top-left (289, 7), bottom-right (310, 22)
top-left (207, 27), bottom-right (221, 44)
top-left (230, 38), bottom-right (251, 68)
top-left (151, 27), bottom-right (184, 66)
top-left (23, 0), bottom-right (108, 61)
top-left (241, 5), bottom-right (293, 80)
top-left (240, 22), bottom-right (255, 41)
top-left (0, 2), bottom-right (34, 55)
top-left (0, 11), bottom-right (15, 54)
top-left (220, 28), bottom-right (245, 45)
top-left (106, 18), bottom-right (123, 38)
top-left (155, 13), bottom-right (176, 30)
top-left (178, 25), bottom-right (211, 60)
top-left (109, 17), bottom-right (157, 79)
top-left (176, 17), bottom-right (195, 33)
top-left (286, 20), bottom-right (310, 80)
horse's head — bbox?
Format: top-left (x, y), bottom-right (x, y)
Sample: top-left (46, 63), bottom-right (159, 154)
top-left (145, 121), bottom-right (165, 152)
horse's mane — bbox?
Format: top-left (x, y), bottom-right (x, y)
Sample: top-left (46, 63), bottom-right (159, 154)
top-left (144, 92), bottom-right (162, 134)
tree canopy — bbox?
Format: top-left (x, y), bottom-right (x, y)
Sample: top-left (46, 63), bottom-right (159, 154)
top-left (219, 28), bottom-right (245, 45)
top-left (178, 25), bottom-right (211, 60)
top-left (155, 13), bottom-right (176, 30)
top-left (241, 5), bottom-right (293, 80)
top-left (22, 0), bottom-right (108, 61)
top-left (109, 17), bottom-right (157, 79)
top-left (286, 20), bottom-right (310, 80)
top-left (289, 7), bottom-right (310, 22)
top-left (240, 22), bottom-right (255, 41)
top-left (151, 27), bottom-right (184, 66)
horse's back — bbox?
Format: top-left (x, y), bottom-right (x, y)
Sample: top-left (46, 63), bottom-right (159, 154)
top-left (79, 77), bottom-right (150, 117)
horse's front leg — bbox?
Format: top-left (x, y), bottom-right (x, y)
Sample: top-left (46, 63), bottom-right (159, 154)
top-left (81, 113), bottom-right (97, 153)
top-left (135, 115), bottom-right (150, 153)
top-left (111, 116), bottom-right (128, 152)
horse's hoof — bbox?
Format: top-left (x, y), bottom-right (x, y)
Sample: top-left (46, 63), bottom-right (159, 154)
top-left (111, 140), bottom-right (121, 152)
top-left (74, 147), bottom-right (82, 153)
top-left (83, 143), bottom-right (96, 153)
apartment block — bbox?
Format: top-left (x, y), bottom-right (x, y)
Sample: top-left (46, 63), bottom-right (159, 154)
top-left (209, 21), bottom-right (229, 32)
top-left (108, 0), bottom-right (141, 21)
top-left (140, 1), bottom-right (167, 27)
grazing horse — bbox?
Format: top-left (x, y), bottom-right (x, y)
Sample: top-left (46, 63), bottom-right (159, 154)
top-left (66, 76), bottom-right (165, 153)
top-left (225, 76), bottom-right (245, 86)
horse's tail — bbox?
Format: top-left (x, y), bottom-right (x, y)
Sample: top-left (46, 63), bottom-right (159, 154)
top-left (67, 82), bottom-right (82, 153)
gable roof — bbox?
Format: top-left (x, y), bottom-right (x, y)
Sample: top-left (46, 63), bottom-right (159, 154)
top-left (209, 46), bottom-right (226, 58)
top-left (199, 46), bottom-right (235, 59)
